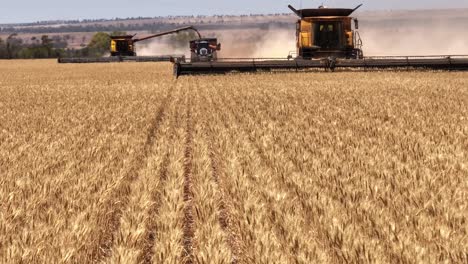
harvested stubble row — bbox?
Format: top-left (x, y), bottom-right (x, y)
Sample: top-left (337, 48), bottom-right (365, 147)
top-left (1, 60), bottom-right (467, 263)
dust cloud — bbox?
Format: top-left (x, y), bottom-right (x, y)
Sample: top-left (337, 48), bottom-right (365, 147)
top-left (216, 27), bottom-right (296, 58)
top-left (135, 30), bottom-right (200, 57)
top-left (136, 37), bottom-right (188, 57)
top-left (134, 28), bottom-right (297, 59)
top-left (215, 24), bottom-right (467, 58)
top-left (251, 29), bottom-right (296, 58)
top-left (134, 17), bottom-right (468, 58)
top-left (359, 20), bottom-right (468, 56)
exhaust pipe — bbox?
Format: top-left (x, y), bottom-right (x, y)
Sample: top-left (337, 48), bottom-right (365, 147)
top-left (288, 5), bottom-right (302, 17)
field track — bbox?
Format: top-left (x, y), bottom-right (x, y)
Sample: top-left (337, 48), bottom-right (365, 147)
top-left (1, 60), bottom-right (467, 263)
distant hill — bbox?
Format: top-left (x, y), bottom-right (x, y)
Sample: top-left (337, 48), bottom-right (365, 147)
top-left (2, 8), bottom-right (467, 34)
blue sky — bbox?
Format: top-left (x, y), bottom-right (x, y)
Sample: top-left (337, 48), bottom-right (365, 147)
top-left (2, 0), bottom-right (468, 24)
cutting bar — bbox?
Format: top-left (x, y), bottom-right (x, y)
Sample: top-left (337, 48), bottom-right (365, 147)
top-left (58, 55), bottom-right (185, 64)
top-left (174, 56), bottom-right (468, 76)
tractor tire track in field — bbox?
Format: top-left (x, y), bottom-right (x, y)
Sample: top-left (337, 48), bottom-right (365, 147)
top-left (194, 78), bottom-right (243, 264)
top-left (182, 93), bottom-right (195, 264)
top-left (84, 84), bottom-right (175, 263)
top-left (137, 151), bottom-right (171, 264)
top-left (208, 143), bottom-right (243, 264)
top-left (137, 93), bottom-right (181, 263)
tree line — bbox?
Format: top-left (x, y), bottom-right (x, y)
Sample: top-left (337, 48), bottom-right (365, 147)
top-left (0, 32), bottom-right (116, 59)
top-left (1, 20), bottom-right (291, 35)
top-left (1, 13), bottom-right (291, 28)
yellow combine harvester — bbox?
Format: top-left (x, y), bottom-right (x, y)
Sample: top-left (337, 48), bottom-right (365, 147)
top-left (174, 3), bottom-right (468, 76)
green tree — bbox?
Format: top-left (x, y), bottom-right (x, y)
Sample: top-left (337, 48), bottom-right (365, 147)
top-left (51, 35), bottom-right (68, 49)
top-left (0, 38), bottom-right (7, 58)
top-left (40, 35), bottom-right (53, 57)
top-left (6, 34), bottom-right (22, 59)
top-left (87, 32), bottom-right (110, 57)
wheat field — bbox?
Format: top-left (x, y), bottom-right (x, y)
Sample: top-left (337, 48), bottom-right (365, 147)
top-left (1, 60), bottom-right (467, 263)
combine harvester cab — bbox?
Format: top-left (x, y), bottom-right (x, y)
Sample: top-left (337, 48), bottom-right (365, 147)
top-left (289, 4), bottom-right (364, 60)
top-left (174, 4), bottom-right (468, 76)
top-left (190, 38), bottom-right (221, 62)
top-left (110, 35), bottom-right (137, 56)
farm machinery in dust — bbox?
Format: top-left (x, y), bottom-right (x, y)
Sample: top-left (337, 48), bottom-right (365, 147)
top-left (190, 38), bottom-right (221, 62)
top-left (58, 26), bottom-right (220, 63)
top-left (173, 3), bottom-right (468, 76)
top-left (109, 27), bottom-right (220, 62)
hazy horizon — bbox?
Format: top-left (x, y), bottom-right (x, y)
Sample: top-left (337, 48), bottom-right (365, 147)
top-left (2, 0), bottom-right (468, 24)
